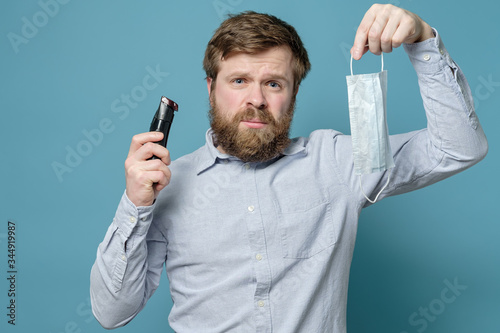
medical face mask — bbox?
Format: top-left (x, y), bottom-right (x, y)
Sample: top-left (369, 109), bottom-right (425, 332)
top-left (346, 53), bottom-right (394, 203)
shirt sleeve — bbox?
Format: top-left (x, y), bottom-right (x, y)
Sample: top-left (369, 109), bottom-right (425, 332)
top-left (90, 191), bottom-right (167, 329)
top-left (350, 28), bottom-right (488, 205)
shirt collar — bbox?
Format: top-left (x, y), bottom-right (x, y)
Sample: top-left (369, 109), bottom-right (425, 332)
top-left (195, 129), bottom-right (228, 175)
top-left (196, 129), bottom-right (306, 175)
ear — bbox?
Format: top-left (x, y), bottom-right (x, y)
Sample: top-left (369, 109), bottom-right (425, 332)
top-left (294, 85), bottom-right (300, 96)
top-left (206, 77), bottom-right (213, 98)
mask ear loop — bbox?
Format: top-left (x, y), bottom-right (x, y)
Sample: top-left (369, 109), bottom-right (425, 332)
top-left (350, 51), bottom-right (384, 75)
top-left (359, 169), bottom-right (392, 204)
top-left (350, 51), bottom-right (389, 204)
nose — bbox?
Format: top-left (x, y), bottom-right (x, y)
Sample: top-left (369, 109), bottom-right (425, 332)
top-left (247, 84), bottom-right (267, 109)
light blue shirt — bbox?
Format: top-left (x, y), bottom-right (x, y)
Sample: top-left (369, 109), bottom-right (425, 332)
top-left (90, 30), bottom-right (488, 333)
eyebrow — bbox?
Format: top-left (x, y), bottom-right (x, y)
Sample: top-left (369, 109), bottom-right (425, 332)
top-left (225, 71), bottom-right (291, 83)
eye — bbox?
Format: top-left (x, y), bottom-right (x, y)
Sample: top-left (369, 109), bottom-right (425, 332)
top-left (268, 81), bottom-right (281, 89)
top-left (233, 78), bottom-right (244, 84)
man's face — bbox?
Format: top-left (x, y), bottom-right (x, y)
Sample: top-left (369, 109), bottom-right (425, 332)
top-left (207, 46), bottom-right (297, 162)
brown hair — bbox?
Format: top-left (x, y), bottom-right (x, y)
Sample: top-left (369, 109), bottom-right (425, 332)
top-left (203, 11), bottom-right (311, 90)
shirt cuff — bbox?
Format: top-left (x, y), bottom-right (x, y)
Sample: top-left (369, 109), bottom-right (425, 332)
top-left (113, 190), bottom-right (156, 238)
top-left (403, 28), bottom-right (456, 74)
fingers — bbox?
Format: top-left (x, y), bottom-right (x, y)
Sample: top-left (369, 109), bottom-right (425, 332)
top-left (352, 4), bottom-right (423, 60)
top-left (126, 158), bottom-right (171, 189)
top-left (152, 167), bottom-right (171, 192)
top-left (391, 17), bottom-right (415, 48)
top-left (125, 131), bottom-right (172, 207)
top-left (135, 142), bottom-right (171, 166)
top-left (125, 142), bottom-right (171, 184)
top-left (379, 15), bottom-right (401, 53)
top-left (128, 132), bottom-right (170, 164)
top-left (367, 8), bottom-right (390, 55)
top-left (352, 8), bottom-right (375, 60)
top-left (128, 132), bottom-right (164, 158)
top-left (125, 156), bottom-right (172, 207)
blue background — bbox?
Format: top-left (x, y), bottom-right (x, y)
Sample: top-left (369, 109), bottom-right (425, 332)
top-left (1, 0), bottom-right (498, 332)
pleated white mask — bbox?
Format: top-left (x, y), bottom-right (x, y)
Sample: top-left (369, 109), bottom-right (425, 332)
top-left (346, 53), bottom-right (394, 203)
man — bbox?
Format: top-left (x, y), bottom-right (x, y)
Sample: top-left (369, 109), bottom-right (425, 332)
top-left (90, 4), bottom-right (488, 332)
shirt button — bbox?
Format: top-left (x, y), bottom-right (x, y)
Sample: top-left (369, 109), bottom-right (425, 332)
top-left (423, 54), bottom-right (430, 61)
top-left (258, 301), bottom-right (265, 307)
top-left (439, 48), bottom-right (444, 55)
top-left (244, 164), bottom-right (250, 170)
top-left (256, 254), bottom-right (263, 261)
top-left (121, 255), bottom-right (126, 261)
top-left (140, 217), bottom-right (146, 221)
top-left (129, 216), bottom-right (136, 223)
top-left (248, 205), bottom-right (255, 212)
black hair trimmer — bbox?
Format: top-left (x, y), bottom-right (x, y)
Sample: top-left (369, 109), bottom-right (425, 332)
top-left (149, 96), bottom-right (178, 159)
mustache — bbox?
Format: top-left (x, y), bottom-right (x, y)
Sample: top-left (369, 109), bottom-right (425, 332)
top-left (234, 107), bottom-right (276, 124)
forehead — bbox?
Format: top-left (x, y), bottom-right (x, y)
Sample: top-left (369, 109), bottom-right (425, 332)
top-left (218, 46), bottom-right (294, 80)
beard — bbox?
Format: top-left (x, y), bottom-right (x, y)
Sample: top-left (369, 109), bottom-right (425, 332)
top-left (209, 95), bottom-right (295, 163)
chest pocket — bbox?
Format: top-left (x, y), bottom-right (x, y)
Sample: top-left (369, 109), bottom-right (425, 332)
top-left (274, 193), bottom-right (336, 259)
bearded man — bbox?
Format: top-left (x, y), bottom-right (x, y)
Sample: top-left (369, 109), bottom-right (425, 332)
top-left (90, 5), bottom-right (487, 332)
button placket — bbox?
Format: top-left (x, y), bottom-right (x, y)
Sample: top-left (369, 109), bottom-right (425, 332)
top-left (241, 161), bottom-right (272, 328)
